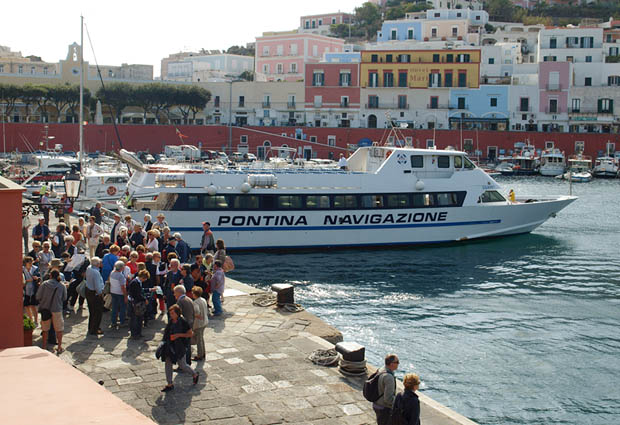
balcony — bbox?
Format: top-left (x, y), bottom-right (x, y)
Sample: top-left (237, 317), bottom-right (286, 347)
top-left (517, 106), bottom-right (532, 112)
top-left (544, 107), bottom-right (563, 114)
top-left (365, 103), bottom-right (409, 110)
top-left (287, 102), bottom-right (296, 109)
top-left (340, 102), bottom-right (349, 108)
top-left (545, 84), bottom-right (563, 91)
top-left (427, 104), bottom-right (455, 110)
top-left (262, 101), bottom-right (271, 108)
top-left (569, 107), bottom-right (614, 117)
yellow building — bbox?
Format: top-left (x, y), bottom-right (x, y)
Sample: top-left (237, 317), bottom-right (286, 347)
top-left (360, 49), bottom-right (480, 89)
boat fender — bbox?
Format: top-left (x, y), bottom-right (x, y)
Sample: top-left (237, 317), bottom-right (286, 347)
top-left (107, 186), bottom-right (117, 196)
top-left (207, 184), bottom-right (217, 196)
top-left (415, 180), bottom-right (425, 191)
top-left (240, 182), bottom-right (251, 193)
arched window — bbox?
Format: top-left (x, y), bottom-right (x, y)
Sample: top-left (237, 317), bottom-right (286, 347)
top-left (368, 115), bottom-right (377, 128)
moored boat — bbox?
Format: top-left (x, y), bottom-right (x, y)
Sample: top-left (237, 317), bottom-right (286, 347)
top-left (118, 145), bottom-right (576, 250)
top-left (592, 156), bottom-right (618, 178)
top-left (539, 149), bottom-right (566, 177)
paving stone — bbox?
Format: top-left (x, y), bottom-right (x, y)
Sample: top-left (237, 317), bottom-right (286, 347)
top-left (116, 376), bottom-right (144, 385)
top-left (205, 406), bottom-right (236, 420)
top-left (224, 357), bottom-right (244, 364)
top-left (340, 403), bottom-right (364, 416)
top-left (247, 414), bottom-right (284, 425)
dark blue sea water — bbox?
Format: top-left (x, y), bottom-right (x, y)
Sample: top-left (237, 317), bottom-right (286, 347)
top-left (232, 177), bottom-right (620, 425)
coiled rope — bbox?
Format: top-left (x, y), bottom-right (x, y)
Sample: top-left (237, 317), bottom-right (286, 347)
top-left (338, 358), bottom-right (368, 376)
top-left (252, 294), bottom-right (305, 312)
top-left (308, 349), bottom-right (339, 366)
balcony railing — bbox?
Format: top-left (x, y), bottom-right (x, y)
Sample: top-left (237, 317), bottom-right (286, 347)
top-left (340, 102), bottom-right (349, 108)
top-left (569, 107), bottom-right (614, 115)
top-left (287, 102), bottom-right (296, 109)
top-left (427, 104), bottom-right (455, 110)
top-left (545, 84), bottom-right (563, 91)
top-left (365, 103), bottom-right (409, 109)
top-left (544, 107), bottom-right (562, 114)
top-left (517, 106), bottom-right (532, 112)
top-left (262, 102), bottom-right (271, 108)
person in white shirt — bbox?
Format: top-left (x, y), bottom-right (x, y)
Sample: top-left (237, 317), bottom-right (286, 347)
top-left (338, 153), bottom-right (348, 170)
top-left (86, 216), bottom-right (103, 258)
top-left (22, 211), bottom-right (30, 254)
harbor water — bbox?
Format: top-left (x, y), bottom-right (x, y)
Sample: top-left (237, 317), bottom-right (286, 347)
top-left (232, 176), bottom-right (620, 425)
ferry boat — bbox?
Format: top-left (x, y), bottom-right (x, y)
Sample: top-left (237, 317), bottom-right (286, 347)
top-left (592, 156), bottom-right (618, 178)
top-left (539, 149), bottom-right (566, 177)
top-left (117, 145), bottom-right (577, 250)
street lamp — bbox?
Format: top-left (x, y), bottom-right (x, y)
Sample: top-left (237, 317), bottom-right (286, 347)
top-left (63, 171), bottom-right (82, 201)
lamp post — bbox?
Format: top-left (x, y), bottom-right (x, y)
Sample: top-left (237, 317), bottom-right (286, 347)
top-left (63, 171), bottom-right (82, 204)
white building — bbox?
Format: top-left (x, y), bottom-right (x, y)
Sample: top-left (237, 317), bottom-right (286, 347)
top-left (537, 27), bottom-right (604, 64)
top-left (166, 54), bottom-right (254, 82)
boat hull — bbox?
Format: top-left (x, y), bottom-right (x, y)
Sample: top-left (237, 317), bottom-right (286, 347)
top-left (122, 196), bottom-right (576, 250)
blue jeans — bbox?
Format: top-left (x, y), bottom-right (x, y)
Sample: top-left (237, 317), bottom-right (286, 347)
top-left (110, 294), bottom-right (126, 325)
top-left (212, 291), bottom-right (222, 315)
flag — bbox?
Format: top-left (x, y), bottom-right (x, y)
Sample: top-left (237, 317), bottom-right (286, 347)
top-left (175, 128), bottom-right (188, 139)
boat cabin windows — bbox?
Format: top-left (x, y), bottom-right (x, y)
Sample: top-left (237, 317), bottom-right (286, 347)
top-left (437, 156), bottom-right (450, 168)
top-left (173, 192), bottom-right (466, 211)
top-left (278, 195), bottom-right (303, 209)
top-left (306, 195), bottom-right (330, 208)
top-left (104, 176), bottom-right (128, 184)
top-left (333, 195), bottom-right (358, 209)
top-left (479, 190), bottom-right (506, 203)
top-left (410, 155), bottom-right (424, 168)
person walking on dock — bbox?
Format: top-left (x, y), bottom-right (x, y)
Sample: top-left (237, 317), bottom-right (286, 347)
top-left (373, 353), bottom-right (399, 425)
top-left (200, 221), bottom-right (215, 255)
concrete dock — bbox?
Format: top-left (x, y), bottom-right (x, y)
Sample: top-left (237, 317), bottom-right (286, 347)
top-left (27, 274), bottom-right (477, 425)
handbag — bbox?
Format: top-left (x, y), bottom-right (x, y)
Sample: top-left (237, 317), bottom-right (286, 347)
top-left (76, 280), bottom-right (87, 299)
top-left (103, 280), bottom-right (111, 295)
top-left (39, 286), bottom-right (58, 321)
top-left (223, 255), bottom-right (235, 272)
top-left (104, 293), bottom-right (112, 310)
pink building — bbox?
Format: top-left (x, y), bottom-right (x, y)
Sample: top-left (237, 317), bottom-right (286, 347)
top-left (255, 31), bottom-right (345, 82)
top-left (305, 62), bottom-right (360, 127)
top-left (300, 12), bottom-right (355, 30)
top-left (538, 62), bottom-right (570, 114)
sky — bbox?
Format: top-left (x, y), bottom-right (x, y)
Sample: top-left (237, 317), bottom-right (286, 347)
top-left (4, 0), bottom-right (363, 78)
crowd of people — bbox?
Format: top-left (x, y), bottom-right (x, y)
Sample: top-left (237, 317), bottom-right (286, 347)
top-left (22, 209), bottom-right (228, 391)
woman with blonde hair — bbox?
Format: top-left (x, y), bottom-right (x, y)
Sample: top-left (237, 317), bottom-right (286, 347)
top-left (391, 373), bottom-right (421, 425)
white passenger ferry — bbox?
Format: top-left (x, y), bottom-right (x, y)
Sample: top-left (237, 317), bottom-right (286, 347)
top-left (117, 146), bottom-right (576, 250)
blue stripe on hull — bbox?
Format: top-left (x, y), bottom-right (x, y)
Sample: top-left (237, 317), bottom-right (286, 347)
top-left (174, 219), bottom-right (501, 233)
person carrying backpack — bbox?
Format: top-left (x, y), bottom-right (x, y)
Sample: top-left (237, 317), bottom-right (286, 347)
top-left (390, 373), bottom-right (421, 425)
top-left (366, 353), bottom-right (399, 425)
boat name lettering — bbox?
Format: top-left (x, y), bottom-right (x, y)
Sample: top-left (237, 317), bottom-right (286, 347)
top-left (323, 212), bottom-right (448, 225)
top-left (218, 215), bottom-right (309, 226)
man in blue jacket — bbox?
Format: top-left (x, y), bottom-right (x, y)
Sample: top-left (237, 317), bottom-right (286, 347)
top-left (174, 232), bottom-right (191, 263)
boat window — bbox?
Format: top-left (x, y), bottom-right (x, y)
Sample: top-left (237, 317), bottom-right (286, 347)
top-left (454, 156), bottom-right (463, 169)
top-left (233, 195), bottom-right (260, 209)
top-left (277, 195), bottom-right (302, 209)
top-left (437, 156), bottom-right (450, 168)
top-left (437, 192), bottom-right (458, 206)
top-left (413, 193), bottom-right (434, 207)
top-left (105, 177), bottom-right (128, 184)
top-left (333, 195), bottom-right (358, 209)
top-left (188, 195), bottom-right (200, 209)
top-left (480, 190), bottom-right (506, 203)
top-left (386, 194), bottom-right (410, 208)
top-left (361, 195), bottom-right (384, 208)
top-left (204, 195), bottom-right (229, 209)
top-left (305, 195), bottom-right (330, 208)
top-left (410, 155), bottom-right (424, 168)
top-left (463, 157), bottom-right (476, 169)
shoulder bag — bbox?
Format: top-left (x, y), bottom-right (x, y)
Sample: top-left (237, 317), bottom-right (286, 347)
top-left (39, 286), bottom-right (58, 321)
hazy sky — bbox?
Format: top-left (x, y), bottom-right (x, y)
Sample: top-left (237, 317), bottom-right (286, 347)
top-left (4, 0), bottom-right (363, 77)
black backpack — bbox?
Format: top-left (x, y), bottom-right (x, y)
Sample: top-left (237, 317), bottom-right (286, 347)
top-left (390, 392), bottom-right (406, 425)
top-left (363, 369), bottom-right (386, 402)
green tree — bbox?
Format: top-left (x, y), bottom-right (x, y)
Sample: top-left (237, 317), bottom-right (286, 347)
top-left (174, 86), bottom-right (210, 124)
top-left (355, 2), bottom-right (383, 40)
top-left (35, 85), bottom-right (52, 123)
top-left (226, 45), bottom-right (255, 57)
top-left (65, 85), bottom-right (91, 123)
top-left (239, 70), bottom-right (254, 81)
top-left (96, 82), bottom-right (133, 124)
top-left (0, 84), bottom-right (22, 122)
top-left (149, 83), bottom-right (176, 124)
top-left (20, 84), bottom-right (46, 123)
top-left (132, 84), bottom-right (158, 123)
top-left (46, 84), bottom-right (75, 122)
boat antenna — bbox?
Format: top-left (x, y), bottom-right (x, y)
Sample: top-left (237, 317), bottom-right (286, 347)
top-left (84, 22), bottom-right (125, 153)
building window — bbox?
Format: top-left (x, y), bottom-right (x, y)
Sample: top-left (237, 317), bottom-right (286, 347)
top-left (408, 29), bottom-right (414, 39)
top-left (240, 135), bottom-right (248, 144)
top-left (566, 56), bottom-right (573, 62)
top-left (429, 72), bottom-right (441, 87)
top-left (430, 96), bottom-right (438, 109)
top-left (43, 67), bottom-right (48, 75)
top-left (458, 71), bottom-right (467, 87)
top-left (276, 63), bottom-right (283, 74)
top-left (433, 54), bottom-right (440, 63)
top-left (457, 54), bottom-right (470, 63)
top-left (580, 36), bottom-right (594, 48)
top-left (452, 27), bottom-right (458, 37)
top-left (305, 20), bottom-right (310, 29)
top-left (520, 97), bottom-right (529, 112)
top-left (548, 99), bottom-right (558, 113)
top-left (386, 54), bottom-right (393, 63)
top-left (238, 96), bottom-right (245, 107)
top-left (383, 71), bottom-right (394, 87)
top-left (575, 141), bottom-right (584, 153)
top-left (332, 18), bottom-right (336, 24)
top-left (214, 96), bottom-right (220, 107)
top-left (550, 37), bottom-right (557, 49)
top-left (398, 95), bottom-right (407, 109)
top-left (490, 97), bottom-right (497, 107)
top-left (431, 27), bottom-right (438, 38)
top-left (571, 98), bottom-right (580, 113)
top-left (585, 56), bottom-right (592, 63)
top-left (18, 65), bottom-right (23, 73)
top-left (339, 71), bottom-right (350, 86)
top-left (262, 46), bottom-right (270, 56)
top-left (598, 98), bottom-right (613, 114)
top-left (263, 64), bottom-right (269, 73)
top-left (328, 135), bottom-right (336, 146)
top-left (341, 96), bottom-right (349, 107)
top-left (398, 71), bottom-right (407, 87)
top-left (457, 97), bottom-right (466, 109)
top-left (390, 29), bottom-right (397, 40)
top-left (371, 54), bottom-right (378, 63)
top-left (31, 66), bottom-right (35, 74)
top-left (368, 71), bottom-right (378, 87)
top-left (290, 63), bottom-right (297, 73)
top-left (585, 77), bottom-right (592, 86)
top-left (368, 95), bottom-right (379, 109)
top-left (291, 44), bottom-right (298, 55)
top-left (608, 76), bottom-right (620, 86)
top-left (444, 71), bottom-right (452, 87)
top-left (0, 65), bottom-right (4, 73)
top-left (313, 72), bottom-right (324, 86)
top-left (446, 54), bottom-right (453, 63)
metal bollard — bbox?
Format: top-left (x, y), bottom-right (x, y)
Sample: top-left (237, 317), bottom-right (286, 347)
top-left (271, 283), bottom-right (294, 306)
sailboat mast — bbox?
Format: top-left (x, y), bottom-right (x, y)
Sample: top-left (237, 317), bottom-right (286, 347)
top-left (79, 15), bottom-right (85, 172)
